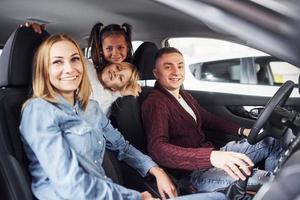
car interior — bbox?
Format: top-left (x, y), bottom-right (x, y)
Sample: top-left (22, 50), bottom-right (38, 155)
top-left (1, 1), bottom-right (300, 200)
top-left (0, 27), bottom-right (50, 200)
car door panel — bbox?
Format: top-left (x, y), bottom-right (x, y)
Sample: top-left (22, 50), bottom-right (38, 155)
top-left (188, 90), bottom-right (300, 146)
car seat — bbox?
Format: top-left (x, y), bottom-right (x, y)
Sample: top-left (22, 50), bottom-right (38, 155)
top-left (109, 41), bottom-right (160, 196)
top-left (110, 41), bottom-right (158, 153)
top-left (0, 26), bottom-right (49, 200)
top-left (132, 41), bottom-right (157, 81)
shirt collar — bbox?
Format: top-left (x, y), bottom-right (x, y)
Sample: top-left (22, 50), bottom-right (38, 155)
top-left (55, 95), bottom-right (81, 115)
top-left (154, 81), bottom-right (183, 100)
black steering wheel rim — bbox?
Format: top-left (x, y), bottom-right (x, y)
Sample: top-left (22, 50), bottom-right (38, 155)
top-left (247, 81), bottom-right (295, 144)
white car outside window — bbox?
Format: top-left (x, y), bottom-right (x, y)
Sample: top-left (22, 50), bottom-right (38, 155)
top-left (132, 40), bottom-right (144, 52)
top-left (168, 37), bottom-right (300, 97)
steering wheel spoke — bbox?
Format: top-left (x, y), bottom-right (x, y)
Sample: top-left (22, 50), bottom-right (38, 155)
top-left (248, 81), bottom-right (295, 144)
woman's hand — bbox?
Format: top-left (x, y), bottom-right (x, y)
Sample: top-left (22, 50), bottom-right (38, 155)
top-left (21, 22), bottom-right (46, 34)
top-left (210, 151), bottom-right (254, 181)
top-left (149, 166), bottom-right (177, 200)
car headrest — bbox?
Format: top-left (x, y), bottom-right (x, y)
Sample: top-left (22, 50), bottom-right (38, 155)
top-left (0, 26), bottom-right (50, 87)
top-left (132, 42), bottom-right (158, 80)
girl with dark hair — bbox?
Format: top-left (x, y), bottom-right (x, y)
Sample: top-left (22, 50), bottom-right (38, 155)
top-left (88, 22), bottom-right (133, 72)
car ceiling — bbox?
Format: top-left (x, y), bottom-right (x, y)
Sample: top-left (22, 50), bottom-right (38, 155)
top-left (0, 0), bottom-right (228, 47)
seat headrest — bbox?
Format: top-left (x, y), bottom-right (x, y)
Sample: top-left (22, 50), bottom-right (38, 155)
top-left (0, 26), bottom-right (50, 87)
top-left (132, 42), bottom-right (158, 80)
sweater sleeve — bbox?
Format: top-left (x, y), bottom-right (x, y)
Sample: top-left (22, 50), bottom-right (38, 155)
top-left (142, 97), bottom-right (213, 171)
top-left (189, 94), bottom-right (240, 135)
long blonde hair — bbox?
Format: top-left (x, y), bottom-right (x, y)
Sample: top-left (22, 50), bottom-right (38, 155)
top-left (28, 34), bottom-right (91, 109)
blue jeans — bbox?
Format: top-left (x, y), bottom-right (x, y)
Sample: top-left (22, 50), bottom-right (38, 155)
top-left (189, 138), bottom-right (283, 192)
top-left (173, 192), bottom-right (228, 200)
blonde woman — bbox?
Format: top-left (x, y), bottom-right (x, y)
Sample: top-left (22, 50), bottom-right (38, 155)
top-left (19, 34), bottom-right (178, 200)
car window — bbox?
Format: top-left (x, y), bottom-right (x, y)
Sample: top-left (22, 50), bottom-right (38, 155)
top-left (132, 40), bottom-right (143, 52)
top-left (168, 37), bottom-right (268, 85)
top-left (190, 56), bottom-right (300, 86)
top-left (168, 37), bottom-right (300, 97)
top-left (168, 37), bottom-right (267, 65)
top-left (189, 56), bottom-right (300, 86)
top-left (189, 59), bottom-right (241, 83)
top-left (269, 61), bottom-right (300, 85)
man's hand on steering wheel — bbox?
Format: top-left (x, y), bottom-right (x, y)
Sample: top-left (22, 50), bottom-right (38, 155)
top-left (238, 128), bottom-right (251, 137)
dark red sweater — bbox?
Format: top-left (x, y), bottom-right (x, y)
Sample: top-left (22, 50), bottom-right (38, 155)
top-left (141, 82), bottom-right (239, 171)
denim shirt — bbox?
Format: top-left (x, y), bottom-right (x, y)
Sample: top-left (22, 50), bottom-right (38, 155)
top-left (19, 96), bottom-right (156, 200)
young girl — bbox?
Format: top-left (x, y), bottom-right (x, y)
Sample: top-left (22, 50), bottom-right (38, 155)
top-left (19, 34), bottom-right (176, 200)
top-left (88, 22), bottom-right (133, 72)
top-left (87, 60), bottom-right (140, 115)
top-left (87, 22), bottom-right (140, 115)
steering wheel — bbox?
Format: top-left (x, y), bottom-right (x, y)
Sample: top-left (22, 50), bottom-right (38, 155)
top-left (247, 81), bottom-right (295, 144)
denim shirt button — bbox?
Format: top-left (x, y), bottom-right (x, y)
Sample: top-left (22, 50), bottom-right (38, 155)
top-left (73, 108), bottom-right (78, 115)
top-left (94, 160), bottom-right (98, 163)
top-left (98, 140), bottom-right (102, 145)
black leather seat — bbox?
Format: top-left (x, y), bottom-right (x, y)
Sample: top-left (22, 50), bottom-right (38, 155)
top-left (0, 26), bottom-right (49, 200)
top-left (109, 41), bottom-right (159, 196)
top-left (110, 96), bottom-right (147, 153)
top-left (132, 41), bottom-right (158, 81)
top-left (110, 41), bottom-right (158, 153)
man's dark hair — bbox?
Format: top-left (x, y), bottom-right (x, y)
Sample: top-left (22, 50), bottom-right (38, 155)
top-left (154, 47), bottom-right (183, 63)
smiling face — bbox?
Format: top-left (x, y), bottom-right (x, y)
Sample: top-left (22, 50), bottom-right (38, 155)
top-left (153, 52), bottom-right (185, 94)
top-left (48, 40), bottom-right (83, 103)
top-left (102, 34), bottom-right (128, 64)
top-left (100, 63), bottom-right (133, 91)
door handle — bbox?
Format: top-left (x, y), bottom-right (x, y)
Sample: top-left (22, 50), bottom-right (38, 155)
top-left (247, 107), bottom-right (264, 119)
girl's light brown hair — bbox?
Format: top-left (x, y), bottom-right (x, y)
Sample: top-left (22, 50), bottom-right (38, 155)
top-left (120, 62), bottom-right (140, 93)
top-left (28, 34), bottom-right (91, 109)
